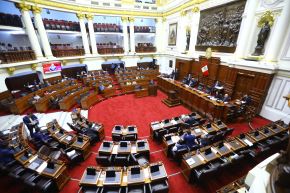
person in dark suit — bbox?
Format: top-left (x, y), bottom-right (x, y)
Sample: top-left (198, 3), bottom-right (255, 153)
top-left (171, 139), bottom-right (187, 157)
top-left (183, 130), bottom-right (197, 148)
top-left (33, 127), bottom-right (51, 145)
top-left (188, 78), bottom-right (198, 87)
top-left (23, 113), bottom-right (39, 137)
top-left (0, 141), bottom-right (15, 164)
top-left (222, 93), bottom-right (230, 102)
top-left (98, 84), bottom-right (105, 93)
top-left (241, 94), bottom-right (251, 105)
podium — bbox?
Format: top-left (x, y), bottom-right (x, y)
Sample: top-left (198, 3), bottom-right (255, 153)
top-left (162, 90), bottom-right (181, 107)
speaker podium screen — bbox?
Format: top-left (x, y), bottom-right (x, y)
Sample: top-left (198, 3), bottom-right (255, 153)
top-left (43, 61), bottom-right (62, 74)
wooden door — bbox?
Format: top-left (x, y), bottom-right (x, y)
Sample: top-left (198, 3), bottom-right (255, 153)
top-left (232, 73), bottom-right (254, 99)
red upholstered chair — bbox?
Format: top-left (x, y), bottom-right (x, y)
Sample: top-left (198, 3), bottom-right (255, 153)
top-left (55, 20), bottom-right (61, 30)
top-left (60, 20), bottom-right (66, 30)
top-left (50, 19), bottom-right (56, 30)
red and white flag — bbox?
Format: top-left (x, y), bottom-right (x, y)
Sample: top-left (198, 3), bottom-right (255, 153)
top-left (201, 62), bottom-right (209, 76)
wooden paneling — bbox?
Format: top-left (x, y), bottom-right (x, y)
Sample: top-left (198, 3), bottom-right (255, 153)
top-left (172, 57), bottom-right (274, 113)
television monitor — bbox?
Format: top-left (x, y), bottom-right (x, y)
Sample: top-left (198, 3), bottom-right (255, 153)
top-left (42, 61), bottom-right (62, 74)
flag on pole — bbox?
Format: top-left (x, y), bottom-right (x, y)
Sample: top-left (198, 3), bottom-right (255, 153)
top-left (201, 61), bottom-right (209, 76)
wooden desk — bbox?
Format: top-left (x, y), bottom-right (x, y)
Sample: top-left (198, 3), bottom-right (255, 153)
top-left (59, 87), bottom-right (90, 110)
top-left (41, 163), bottom-right (70, 190)
top-left (135, 88), bottom-right (149, 98)
top-left (200, 148), bottom-right (220, 162)
top-left (247, 131), bottom-right (267, 142)
top-left (71, 136), bottom-right (91, 160)
top-left (81, 92), bottom-right (99, 110)
top-left (157, 77), bottom-right (227, 121)
top-left (103, 87), bottom-right (115, 98)
top-left (80, 168), bottom-right (101, 186)
top-left (226, 138), bottom-right (246, 151)
top-left (213, 143), bottom-right (233, 156)
top-left (181, 153), bottom-right (206, 182)
top-left (112, 125), bottom-right (138, 140)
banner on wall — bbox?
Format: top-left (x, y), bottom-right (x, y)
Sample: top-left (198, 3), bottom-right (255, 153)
top-left (42, 61), bottom-right (62, 74)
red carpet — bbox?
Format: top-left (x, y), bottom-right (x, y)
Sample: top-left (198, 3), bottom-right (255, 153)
top-left (1, 90), bottom-right (273, 193)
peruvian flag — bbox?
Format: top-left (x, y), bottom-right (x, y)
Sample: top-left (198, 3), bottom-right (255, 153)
top-left (201, 61), bottom-right (209, 76)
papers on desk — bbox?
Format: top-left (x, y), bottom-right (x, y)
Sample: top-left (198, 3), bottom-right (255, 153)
top-left (29, 162), bottom-right (40, 170)
top-left (195, 128), bottom-right (201, 133)
top-left (122, 175), bottom-right (128, 184)
top-left (171, 120), bottom-right (177, 124)
top-left (2, 130), bottom-right (10, 135)
top-left (143, 168), bottom-right (150, 179)
top-left (186, 158), bottom-right (195, 165)
top-left (131, 146), bottom-right (137, 154)
top-left (67, 150), bottom-right (76, 157)
top-left (66, 135), bottom-right (73, 141)
top-left (171, 136), bottom-right (180, 143)
top-left (37, 162), bottom-right (47, 173)
top-left (244, 139), bottom-right (253, 146)
top-left (230, 153), bottom-right (239, 159)
top-left (29, 155), bottom-right (38, 163)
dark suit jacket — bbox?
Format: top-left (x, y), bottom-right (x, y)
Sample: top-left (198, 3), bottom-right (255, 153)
top-left (23, 114), bottom-right (39, 130)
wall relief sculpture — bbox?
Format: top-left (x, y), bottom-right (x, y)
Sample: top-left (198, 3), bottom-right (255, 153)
top-left (195, 0), bottom-right (246, 53)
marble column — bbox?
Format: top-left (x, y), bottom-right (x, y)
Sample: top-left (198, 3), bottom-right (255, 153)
top-left (265, 1), bottom-right (290, 62)
top-left (155, 18), bottom-right (163, 53)
top-left (188, 7), bottom-right (200, 56)
top-left (86, 14), bottom-right (98, 55)
top-left (121, 17), bottom-right (129, 54)
top-left (234, 0), bottom-right (259, 58)
top-left (77, 13), bottom-right (91, 55)
top-left (17, 3), bottom-right (44, 59)
top-left (129, 17), bottom-right (135, 53)
top-left (177, 11), bottom-right (187, 53)
top-left (32, 6), bottom-right (53, 58)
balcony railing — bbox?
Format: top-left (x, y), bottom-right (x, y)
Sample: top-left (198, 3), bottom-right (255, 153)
top-left (52, 48), bottom-right (84, 57)
top-left (0, 50), bottom-right (36, 64)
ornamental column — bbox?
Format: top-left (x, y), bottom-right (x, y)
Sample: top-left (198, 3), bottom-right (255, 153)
top-left (234, 0), bottom-right (259, 58)
top-left (155, 18), bottom-right (163, 53)
top-left (178, 11), bottom-right (187, 53)
top-left (121, 17), bottom-right (129, 54)
top-left (77, 12), bottom-right (91, 56)
top-left (129, 17), bottom-right (135, 53)
top-left (16, 3), bottom-right (44, 59)
top-left (264, 0), bottom-right (290, 62)
top-left (86, 14), bottom-right (98, 55)
top-left (31, 6), bottom-right (53, 59)
top-left (188, 7), bottom-right (200, 56)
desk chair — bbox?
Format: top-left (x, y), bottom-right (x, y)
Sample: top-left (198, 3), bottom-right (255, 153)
top-left (154, 129), bottom-right (167, 141)
top-left (126, 184), bottom-right (146, 193)
top-left (96, 154), bottom-right (112, 166)
top-left (130, 153), bottom-right (149, 167)
top-left (149, 179), bottom-right (169, 193)
top-left (82, 187), bottom-right (100, 193)
top-left (113, 154), bottom-right (130, 166)
top-left (112, 133), bottom-right (122, 141)
top-left (24, 174), bottom-right (58, 193)
top-left (99, 186), bottom-right (121, 193)
top-left (194, 164), bottom-right (218, 183)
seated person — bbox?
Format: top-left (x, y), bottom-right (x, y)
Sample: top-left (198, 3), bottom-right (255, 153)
top-left (184, 116), bottom-right (195, 126)
top-left (98, 84), bottom-right (105, 93)
top-left (241, 94), bottom-right (251, 105)
top-left (222, 93), bottom-right (230, 103)
top-left (182, 74), bottom-right (192, 85)
top-left (23, 113), bottom-right (39, 138)
top-left (33, 127), bottom-right (52, 145)
top-left (205, 86), bottom-right (212, 94)
top-left (214, 91), bottom-right (223, 100)
top-left (0, 141), bottom-right (15, 164)
top-left (135, 85), bottom-right (142, 90)
top-left (199, 133), bottom-right (213, 147)
top-left (197, 83), bottom-right (204, 91)
top-left (31, 93), bottom-right (41, 104)
top-left (132, 80), bottom-right (137, 85)
top-left (188, 78), bottom-right (198, 87)
top-left (211, 80), bottom-right (223, 94)
top-left (171, 139), bottom-right (187, 157)
top-left (149, 79), bottom-right (155, 85)
top-left (183, 130), bottom-right (197, 148)
top-left (44, 80), bottom-right (51, 87)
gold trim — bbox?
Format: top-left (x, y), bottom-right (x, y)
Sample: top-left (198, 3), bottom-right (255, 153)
top-left (31, 5), bottom-right (42, 14)
top-left (192, 6), bottom-right (200, 13)
top-left (180, 10), bottom-right (186, 16)
top-left (31, 63), bottom-right (38, 70)
top-left (7, 67), bottom-right (16, 75)
top-left (62, 60), bottom-right (67, 65)
top-left (21, 0), bottom-right (207, 18)
top-left (162, 16), bottom-right (167, 22)
top-left (86, 13), bottom-right (94, 20)
top-left (76, 12), bottom-right (85, 19)
top-left (79, 58), bottom-right (84, 64)
top-left (258, 10), bottom-right (275, 27)
top-left (128, 17), bottom-right (135, 22)
top-left (121, 16), bottom-right (128, 22)
top-left (15, 2), bottom-right (31, 12)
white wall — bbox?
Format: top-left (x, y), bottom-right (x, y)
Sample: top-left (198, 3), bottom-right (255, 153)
top-left (260, 73), bottom-right (290, 124)
top-left (95, 34), bottom-right (123, 45)
top-left (47, 33), bottom-right (83, 47)
top-left (0, 32), bottom-right (31, 48)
